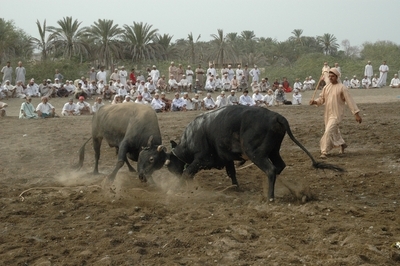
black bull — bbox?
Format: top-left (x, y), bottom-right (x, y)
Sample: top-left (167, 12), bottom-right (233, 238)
top-left (137, 105), bottom-right (344, 201)
top-left (77, 103), bottom-right (166, 181)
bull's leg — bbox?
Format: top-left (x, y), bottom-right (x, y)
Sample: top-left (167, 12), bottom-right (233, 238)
top-left (225, 161), bottom-right (238, 186)
top-left (93, 137), bottom-right (102, 175)
top-left (108, 140), bottom-right (128, 181)
top-left (252, 158), bottom-right (277, 201)
top-left (124, 156), bottom-right (136, 172)
top-left (269, 149), bottom-right (286, 175)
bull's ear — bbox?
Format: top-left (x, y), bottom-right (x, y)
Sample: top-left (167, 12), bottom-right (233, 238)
top-left (170, 140), bottom-right (178, 148)
top-left (147, 135), bottom-right (154, 147)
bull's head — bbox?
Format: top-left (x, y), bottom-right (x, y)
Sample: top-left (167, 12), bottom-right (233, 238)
top-left (137, 136), bottom-right (167, 182)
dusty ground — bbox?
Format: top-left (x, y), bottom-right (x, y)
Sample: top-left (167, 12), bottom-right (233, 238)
top-left (0, 88), bottom-right (400, 265)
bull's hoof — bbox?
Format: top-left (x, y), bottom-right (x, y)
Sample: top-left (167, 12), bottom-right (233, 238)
top-left (269, 198), bottom-right (274, 202)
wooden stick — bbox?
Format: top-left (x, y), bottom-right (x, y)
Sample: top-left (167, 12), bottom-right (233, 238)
top-left (311, 74), bottom-right (325, 102)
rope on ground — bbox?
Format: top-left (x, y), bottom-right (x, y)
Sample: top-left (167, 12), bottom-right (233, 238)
top-left (19, 185), bottom-right (102, 201)
top-left (236, 163), bottom-right (254, 170)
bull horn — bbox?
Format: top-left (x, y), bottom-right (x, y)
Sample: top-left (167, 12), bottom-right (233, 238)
top-left (164, 159), bottom-right (170, 166)
top-left (157, 145), bottom-right (166, 152)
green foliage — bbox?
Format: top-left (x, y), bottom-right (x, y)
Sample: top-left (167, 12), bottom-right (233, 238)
top-left (25, 60), bottom-right (90, 82)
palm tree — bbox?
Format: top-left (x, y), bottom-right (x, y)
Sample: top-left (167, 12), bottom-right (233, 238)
top-left (47, 17), bottom-right (89, 61)
top-left (240, 30), bottom-right (258, 54)
top-left (83, 19), bottom-right (123, 68)
top-left (30, 19), bottom-right (51, 61)
top-left (289, 29), bottom-right (304, 46)
top-left (210, 29), bottom-right (236, 66)
top-left (122, 22), bottom-right (160, 63)
top-left (318, 33), bottom-right (339, 55)
top-left (187, 32), bottom-right (201, 64)
top-left (154, 33), bottom-right (177, 60)
top-left (0, 19), bottom-right (31, 62)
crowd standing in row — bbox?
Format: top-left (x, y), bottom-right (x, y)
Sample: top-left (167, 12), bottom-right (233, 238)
top-left (0, 60), bottom-right (397, 118)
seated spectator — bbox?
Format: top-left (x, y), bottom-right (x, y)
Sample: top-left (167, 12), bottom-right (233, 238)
top-left (89, 80), bottom-right (98, 96)
top-left (182, 92), bottom-right (193, 110)
top-left (215, 91), bottom-right (228, 108)
top-left (36, 96), bottom-right (56, 118)
top-left (92, 97), bottom-right (105, 113)
top-left (168, 75), bottom-right (179, 92)
top-left (62, 98), bottom-right (80, 116)
top-left (263, 89), bottom-right (275, 107)
top-left (191, 93), bottom-right (203, 110)
top-left (142, 87), bottom-right (153, 103)
top-left (160, 92), bottom-right (171, 111)
top-left (96, 80), bottom-right (105, 95)
top-left (227, 90), bottom-right (239, 105)
top-left (282, 77), bottom-right (292, 93)
top-left (76, 96), bottom-right (92, 115)
top-left (252, 89), bottom-right (265, 106)
top-left (214, 75), bottom-right (223, 91)
top-left (390, 74), bottom-right (400, 88)
top-left (57, 84), bottom-right (69, 98)
top-left (118, 85), bottom-right (128, 98)
top-left (239, 90), bottom-right (255, 106)
top-left (222, 74), bottom-right (231, 91)
top-left (179, 75), bottom-right (192, 92)
top-left (230, 75), bottom-right (239, 91)
top-left (19, 97), bottom-right (38, 119)
top-left (309, 76), bottom-right (316, 88)
top-left (108, 80), bottom-right (117, 94)
top-left (194, 79), bottom-right (203, 93)
top-left (151, 93), bottom-right (165, 113)
top-left (172, 92), bottom-right (186, 111)
top-left (205, 76), bottom-right (216, 93)
top-left (239, 73), bottom-right (247, 91)
top-left (2, 80), bottom-right (15, 99)
top-left (125, 79), bottom-right (135, 93)
top-left (111, 94), bottom-right (122, 104)
top-left (134, 94), bottom-right (148, 104)
top-left (14, 80), bottom-right (26, 98)
top-left (146, 79), bottom-right (156, 94)
top-left (39, 79), bottom-right (51, 97)
top-left (122, 95), bottom-right (133, 103)
top-left (0, 101), bottom-right (8, 117)
top-left (292, 89), bottom-right (302, 105)
top-left (103, 84), bottom-right (113, 100)
top-left (251, 80), bottom-right (260, 92)
top-left (350, 75), bottom-right (360, 88)
top-left (275, 85), bottom-right (286, 105)
top-left (74, 82), bottom-right (88, 99)
top-left (157, 75), bottom-right (167, 92)
top-left (303, 77), bottom-right (312, 90)
top-left (25, 79), bottom-right (40, 97)
top-left (259, 78), bottom-right (270, 92)
top-left (272, 79), bottom-right (280, 90)
top-left (362, 75), bottom-right (371, 89)
top-left (137, 79), bottom-right (145, 94)
top-left (203, 93), bottom-right (216, 110)
top-left (293, 78), bottom-right (302, 92)
top-left (372, 74), bottom-right (379, 88)
top-left (342, 77), bottom-right (351, 88)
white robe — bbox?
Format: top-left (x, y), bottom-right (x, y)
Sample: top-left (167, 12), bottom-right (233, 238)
top-left (377, 64), bottom-right (389, 87)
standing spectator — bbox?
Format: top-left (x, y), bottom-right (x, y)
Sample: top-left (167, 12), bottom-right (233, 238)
top-left (243, 64), bottom-right (250, 85)
top-left (89, 67), bottom-right (97, 82)
top-left (15, 61), bottom-right (26, 85)
top-left (195, 64), bottom-right (205, 86)
top-left (322, 62), bottom-right (330, 85)
top-left (227, 65), bottom-right (235, 81)
top-left (19, 97), bottom-right (37, 119)
top-left (249, 65), bottom-right (260, 82)
top-left (54, 69), bottom-right (64, 83)
top-left (186, 65), bottom-right (194, 86)
top-left (96, 66), bottom-right (107, 84)
top-left (361, 75), bottom-right (371, 89)
top-left (377, 61), bottom-right (389, 87)
top-left (129, 68), bottom-right (137, 85)
top-left (236, 64), bottom-right (243, 80)
top-left (1, 61), bottom-right (12, 85)
top-left (334, 62), bottom-right (341, 74)
top-left (169, 62), bottom-right (177, 80)
top-left (119, 66), bottom-right (128, 85)
top-left (36, 96), bottom-right (56, 118)
top-left (309, 68), bottom-right (362, 159)
top-left (62, 98), bottom-right (80, 116)
top-left (364, 61), bottom-right (373, 82)
top-left (206, 64), bottom-right (217, 80)
top-left (176, 64), bottom-right (184, 82)
top-left (150, 65), bottom-right (160, 85)
top-left (110, 68), bottom-right (119, 82)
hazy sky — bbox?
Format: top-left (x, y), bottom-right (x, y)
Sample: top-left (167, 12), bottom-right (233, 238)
top-left (2, 0), bottom-right (400, 49)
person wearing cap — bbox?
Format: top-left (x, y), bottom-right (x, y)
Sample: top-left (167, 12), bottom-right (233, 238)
top-left (92, 97), bottom-right (105, 113)
top-left (88, 80), bottom-right (98, 96)
top-left (56, 82), bottom-right (69, 98)
top-left (310, 68), bottom-right (362, 159)
top-left (122, 95), bottom-right (132, 103)
top-left (110, 68), bottom-right (119, 82)
top-left (194, 78), bottom-right (203, 93)
top-left (111, 94), bottom-right (122, 104)
top-left (15, 61), bottom-right (26, 85)
top-left (227, 65), bottom-right (235, 81)
top-left (377, 60), bottom-right (389, 87)
top-left (118, 66), bottom-right (127, 85)
top-left (250, 80), bottom-right (260, 93)
top-left (169, 62), bottom-right (177, 81)
top-left (227, 90), bottom-right (239, 105)
top-left (259, 78), bottom-right (270, 92)
top-left (292, 89), bottom-right (302, 105)
top-left (156, 75), bottom-right (167, 92)
top-left (230, 75), bottom-right (239, 91)
top-left (19, 97), bottom-right (38, 119)
top-left (135, 94), bottom-right (148, 105)
top-left (342, 77), bottom-right (350, 89)
top-left (281, 77), bottom-right (292, 93)
top-left (76, 96), bottom-right (92, 115)
top-left (252, 89), bottom-right (265, 106)
top-left (14, 80), bottom-right (26, 99)
top-left (26, 79), bottom-right (40, 97)
top-left (54, 69), bottom-right (64, 83)
top-left (145, 79), bottom-right (156, 94)
top-left (207, 64), bottom-right (217, 80)
top-left (102, 84), bottom-right (112, 99)
top-left (350, 75), bottom-right (360, 89)
top-left (321, 62), bottom-right (330, 85)
top-left (364, 61), bottom-right (373, 82)
top-left (362, 75), bottom-right (371, 89)
top-left (171, 92), bottom-right (186, 111)
top-left (176, 64), bottom-right (184, 83)
top-left (243, 64), bottom-right (250, 84)
top-left (249, 65), bottom-right (260, 83)
top-left (62, 98), bottom-right (80, 116)
top-left (303, 77), bottom-right (312, 91)
top-left (239, 73), bottom-right (247, 91)
top-left (137, 79), bottom-right (146, 94)
top-left (263, 89), bottom-right (275, 107)
top-left (150, 93), bottom-right (165, 113)
top-left (89, 67), bottom-right (97, 82)
top-left (308, 76), bottom-right (316, 89)
top-left (220, 64), bottom-right (228, 77)
top-left (182, 92), bottom-right (193, 110)
top-left (205, 75), bottom-right (216, 93)
top-left (36, 96), bottom-right (56, 118)
top-left (118, 84), bottom-right (128, 98)
top-left (371, 74), bottom-right (379, 88)
top-left (236, 64), bottom-right (243, 80)
top-left (160, 92), bottom-right (171, 111)
top-left (203, 93), bottom-right (216, 110)
top-left (222, 74), bottom-right (231, 91)
top-left (195, 64), bottom-right (205, 86)
top-left (215, 91), bottom-right (228, 108)
top-left (39, 79), bottom-right (51, 97)
top-left (1, 80), bottom-right (14, 100)
top-left (293, 78), bottom-right (302, 92)
top-left (74, 82), bottom-right (87, 99)
top-left (334, 63), bottom-right (341, 74)
top-left (389, 74), bottom-right (400, 88)
top-left (275, 85), bottom-right (286, 105)
top-left (186, 66), bottom-right (194, 86)
top-left (142, 87), bottom-right (153, 103)
top-left (1, 61), bottom-right (12, 85)
top-left (150, 65), bottom-right (160, 85)
top-left (191, 93), bottom-right (203, 110)
top-left (168, 75), bottom-right (179, 93)
top-left (214, 75), bottom-right (222, 91)
top-left (239, 90), bottom-right (255, 106)
top-left (179, 75), bottom-right (192, 92)
top-left (96, 66), bottom-right (107, 84)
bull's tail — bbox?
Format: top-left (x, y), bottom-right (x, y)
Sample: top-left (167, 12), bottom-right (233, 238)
top-left (278, 116), bottom-right (345, 173)
top-left (76, 137), bottom-right (92, 170)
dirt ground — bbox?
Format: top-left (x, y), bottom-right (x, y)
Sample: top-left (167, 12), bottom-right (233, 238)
top-left (0, 88), bottom-right (400, 265)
